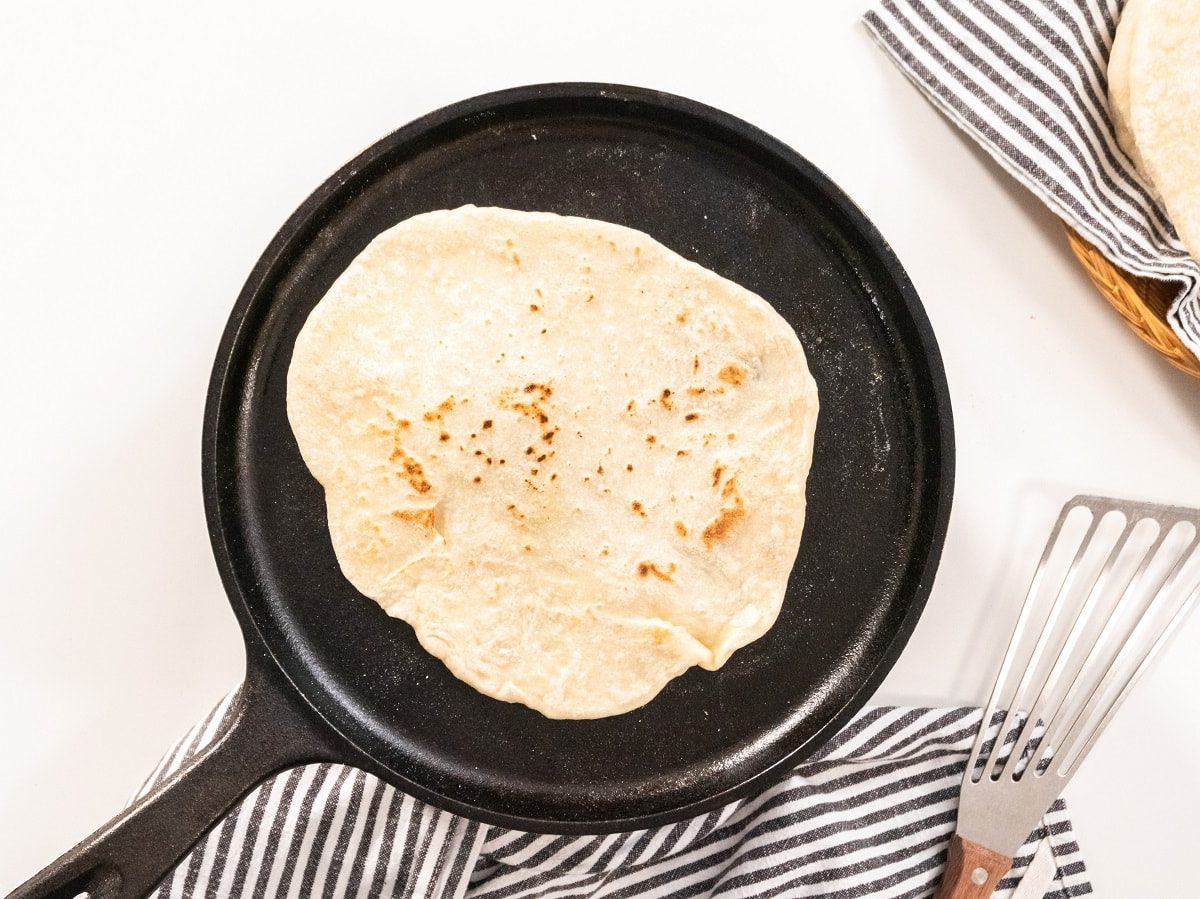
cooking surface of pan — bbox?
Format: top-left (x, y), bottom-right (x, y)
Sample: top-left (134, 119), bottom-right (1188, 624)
top-left (207, 83), bottom-right (954, 831)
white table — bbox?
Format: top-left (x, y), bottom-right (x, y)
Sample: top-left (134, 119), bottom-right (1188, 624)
top-left (2, 2), bottom-right (1197, 895)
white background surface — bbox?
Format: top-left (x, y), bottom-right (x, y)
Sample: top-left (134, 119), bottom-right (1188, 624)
top-left (2, 1), bottom-right (1198, 895)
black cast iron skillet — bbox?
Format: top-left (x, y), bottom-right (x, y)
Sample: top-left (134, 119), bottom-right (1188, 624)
top-left (10, 83), bottom-right (953, 899)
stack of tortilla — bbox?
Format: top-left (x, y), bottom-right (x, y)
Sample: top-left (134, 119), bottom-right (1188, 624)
top-left (1109, 0), bottom-right (1200, 262)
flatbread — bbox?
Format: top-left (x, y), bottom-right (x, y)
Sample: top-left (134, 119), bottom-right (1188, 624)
top-left (1108, 0), bottom-right (1147, 174)
top-left (287, 206), bottom-right (818, 719)
top-left (1123, 0), bottom-right (1200, 259)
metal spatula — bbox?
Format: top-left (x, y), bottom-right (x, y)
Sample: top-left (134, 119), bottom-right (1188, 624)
top-left (934, 495), bottom-right (1200, 899)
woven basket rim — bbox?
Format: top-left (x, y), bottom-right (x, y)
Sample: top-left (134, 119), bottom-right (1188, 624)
top-left (1064, 226), bottom-right (1200, 379)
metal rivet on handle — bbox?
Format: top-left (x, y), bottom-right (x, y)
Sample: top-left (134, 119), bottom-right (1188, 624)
top-left (971, 867), bottom-right (988, 885)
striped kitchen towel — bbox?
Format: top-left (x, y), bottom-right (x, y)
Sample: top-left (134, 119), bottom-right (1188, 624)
top-left (135, 703), bottom-right (1090, 898)
top-left (864, 0), bottom-right (1200, 362)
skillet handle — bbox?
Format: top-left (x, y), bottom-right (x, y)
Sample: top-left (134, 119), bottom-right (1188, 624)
top-left (6, 660), bottom-right (341, 899)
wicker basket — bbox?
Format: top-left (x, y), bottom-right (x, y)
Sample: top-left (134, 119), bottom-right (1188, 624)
top-left (1064, 226), bottom-right (1200, 378)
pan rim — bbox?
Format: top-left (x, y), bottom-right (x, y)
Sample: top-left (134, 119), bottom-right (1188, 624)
top-left (201, 81), bottom-right (955, 833)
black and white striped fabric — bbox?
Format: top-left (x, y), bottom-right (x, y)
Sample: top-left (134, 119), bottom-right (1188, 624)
top-left (864, 0), bottom-right (1200, 362)
top-left (135, 702), bottom-right (1090, 898)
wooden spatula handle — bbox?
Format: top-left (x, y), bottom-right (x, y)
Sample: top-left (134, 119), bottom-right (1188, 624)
top-left (933, 835), bottom-right (1013, 899)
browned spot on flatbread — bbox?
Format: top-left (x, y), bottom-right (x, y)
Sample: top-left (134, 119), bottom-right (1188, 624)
top-left (674, 521), bottom-right (688, 537)
top-left (684, 413), bottom-right (699, 421)
top-left (718, 364), bottom-right (746, 386)
top-left (503, 384), bottom-right (553, 431)
top-left (702, 496), bottom-right (746, 549)
top-left (631, 501), bottom-right (646, 517)
top-left (660, 388), bottom-right (674, 411)
top-left (712, 464), bottom-right (725, 488)
top-left (423, 397), bottom-right (457, 423)
top-left (391, 507), bottom-right (436, 529)
top-left (636, 561), bottom-right (676, 582)
top-left (390, 446), bottom-right (432, 495)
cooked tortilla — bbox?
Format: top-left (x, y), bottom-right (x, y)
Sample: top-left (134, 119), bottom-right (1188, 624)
top-left (1112, 0), bottom-right (1200, 259)
top-left (1108, 0), bottom-right (1147, 174)
top-left (287, 206), bottom-right (818, 718)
